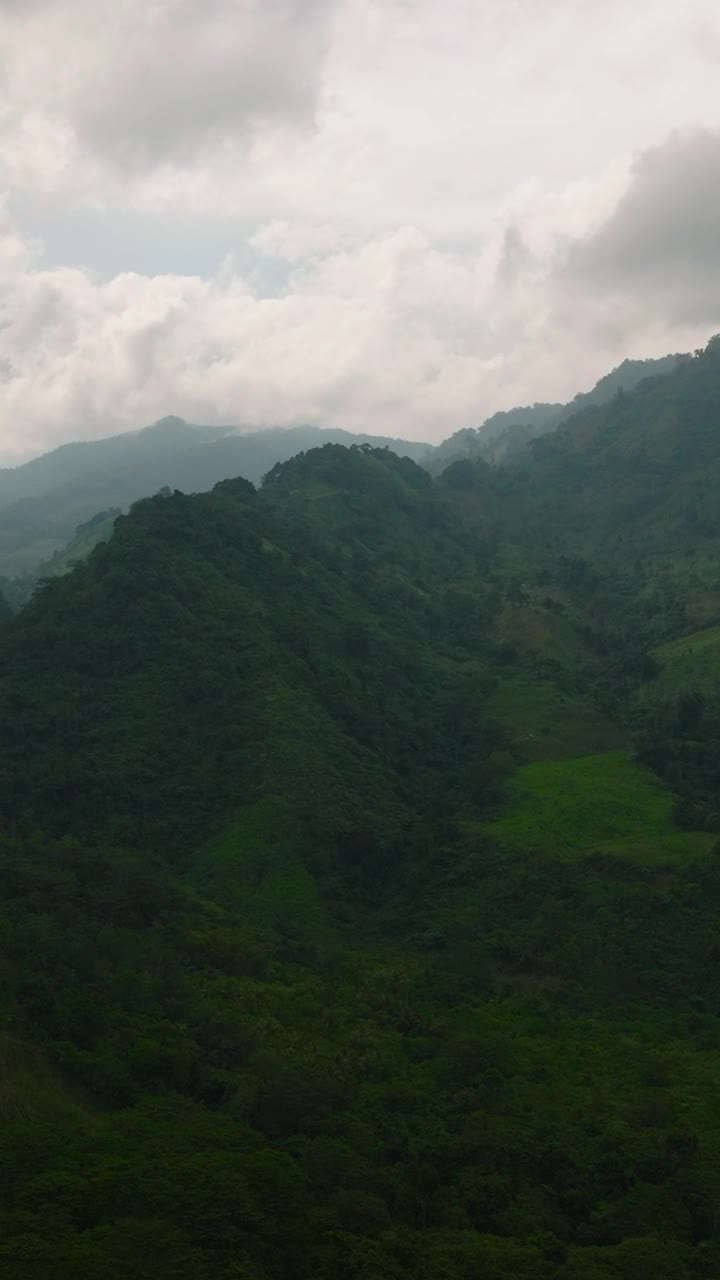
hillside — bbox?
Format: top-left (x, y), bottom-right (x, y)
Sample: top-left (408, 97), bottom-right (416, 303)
top-left (0, 349), bottom-right (695, 594)
top-left (2, 441), bottom-right (720, 1277)
top-left (490, 339), bottom-right (720, 565)
top-left (2, 508), bottom-right (122, 611)
top-left (0, 349), bottom-right (691, 590)
top-left (442, 335), bottom-right (720, 828)
top-left (0, 418), bottom-right (429, 579)
top-left (430, 350), bottom-right (690, 470)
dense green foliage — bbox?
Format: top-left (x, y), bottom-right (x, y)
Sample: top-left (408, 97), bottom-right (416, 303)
top-left (430, 351), bottom-right (690, 469)
top-left (2, 344), bottom-right (720, 1279)
top-left (485, 340), bottom-right (720, 561)
top-left (0, 419), bottom-right (428, 578)
top-left (3, 508), bottom-right (122, 611)
top-left (0, 350), bottom-right (690, 583)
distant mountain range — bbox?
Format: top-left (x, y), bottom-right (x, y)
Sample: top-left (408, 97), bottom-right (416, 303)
top-left (0, 347), bottom-right (697, 597)
top-left (0, 420), bottom-right (430, 582)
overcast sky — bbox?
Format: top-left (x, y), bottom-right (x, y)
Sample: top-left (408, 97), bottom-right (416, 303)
top-left (1, 0), bottom-right (720, 460)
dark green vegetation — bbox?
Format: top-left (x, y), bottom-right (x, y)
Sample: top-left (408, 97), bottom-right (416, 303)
top-left (0, 418), bottom-right (428, 579)
top-left (2, 508), bottom-right (122, 611)
top-left (0, 351), bottom-right (689, 593)
top-left (0, 351), bottom-right (688, 589)
top-left (431, 350), bottom-right (690, 469)
top-left (3, 342), bottom-right (720, 1277)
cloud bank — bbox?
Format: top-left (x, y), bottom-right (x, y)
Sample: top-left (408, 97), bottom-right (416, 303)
top-left (0, 0), bottom-right (336, 185)
top-left (0, 0), bottom-right (720, 456)
top-left (2, 127), bottom-right (720, 458)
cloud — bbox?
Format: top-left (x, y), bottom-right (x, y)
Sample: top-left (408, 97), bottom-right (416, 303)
top-left (1, 5), bottom-right (720, 458)
top-left (2, 129), bottom-right (720, 462)
top-left (3, 0), bottom-right (719, 224)
top-left (0, 0), bottom-right (338, 185)
top-left (564, 130), bottom-right (720, 326)
top-left (0, 217), bottom-right (496, 454)
top-left (249, 220), bottom-right (362, 263)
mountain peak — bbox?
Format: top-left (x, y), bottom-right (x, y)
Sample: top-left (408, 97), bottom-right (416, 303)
top-left (143, 415), bottom-right (192, 435)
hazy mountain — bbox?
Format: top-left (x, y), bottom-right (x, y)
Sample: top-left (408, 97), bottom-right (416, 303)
top-left (492, 337), bottom-right (720, 562)
top-left (429, 350), bottom-right (691, 469)
top-left (2, 507), bottom-right (122, 611)
top-left (0, 417), bottom-right (430, 577)
top-left (0, 351), bottom-right (693, 585)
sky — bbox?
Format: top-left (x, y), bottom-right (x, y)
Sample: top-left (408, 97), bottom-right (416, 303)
top-left (1, 0), bottom-right (720, 460)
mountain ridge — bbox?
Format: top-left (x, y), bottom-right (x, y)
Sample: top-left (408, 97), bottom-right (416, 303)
top-left (0, 418), bottom-right (431, 579)
top-left (2, 431), bottom-right (720, 1275)
top-left (430, 350), bottom-right (692, 469)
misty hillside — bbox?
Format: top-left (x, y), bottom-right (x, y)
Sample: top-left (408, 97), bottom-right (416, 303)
top-left (488, 337), bottom-right (720, 563)
top-left (430, 350), bottom-right (691, 469)
top-left (0, 418), bottom-right (429, 579)
top-left (0, 349), bottom-right (697, 594)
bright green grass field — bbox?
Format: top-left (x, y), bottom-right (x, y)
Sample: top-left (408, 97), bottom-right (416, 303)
top-left (481, 750), bottom-right (716, 865)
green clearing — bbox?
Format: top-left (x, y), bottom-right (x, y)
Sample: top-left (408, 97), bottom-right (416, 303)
top-left (653, 625), bottom-right (720, 694)
top-left (488, 678), bottom-right (625, 761)
top-left (494, 603), bottom-right (586, 666)
top-left (482, 750), bottom-right (715, 864)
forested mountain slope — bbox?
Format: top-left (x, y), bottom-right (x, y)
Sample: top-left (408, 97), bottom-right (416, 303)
top-left (2, 440), bottom-right (720, 1277)
top-left (430, 350), bottom-right (690, 470)
top-left (0, 349), bottom-right (694, 595)
top-left (0, 418), bottom-right (429, 578)
top-left (494, 339), bottom-right (720, 562)
top-left (0, 448), bottom-right (488, 853)
top-left (1, 508), bottom-right (122, 611)
top-left (446, 334), bottom-right (720, 830)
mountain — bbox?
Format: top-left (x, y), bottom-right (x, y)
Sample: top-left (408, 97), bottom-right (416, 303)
top-left (0, 447), bottom-right (482, 852)
top-left (2, 507), bottom-right (122, 611)
top-left (430, 351), bottom-right (691, 470)
top-left (2, 437), bottom-right (720, 1277)
top-left (440, 334), bottom-right (720, 828)
top-left (0, 351), bottom-right (693, 590)
top-left (488, 338), bottom-right (720, 562)
top-left (0, 418), bottom-right (430, 578)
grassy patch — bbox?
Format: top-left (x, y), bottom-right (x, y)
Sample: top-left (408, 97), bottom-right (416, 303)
top-left (488, 678), bottom-right (625, 761)
top-left (653, 625), bottom-right (720, 695)
top-left (481, 750), bottom-right (715, 865)
top-left (495, 604), bottom-right (584, 666)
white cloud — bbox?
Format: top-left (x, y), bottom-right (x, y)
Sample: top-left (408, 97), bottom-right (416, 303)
top-left (249, 220), bottom-right (361, 263)
top-left (2, 127), bottom-right (720, 462)
top-left (1, 0), bottom-right (720, 456)
top-left (564, 131), bottom-right (720, 325)
top-left (0, 0), bottom-right (338, 196)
